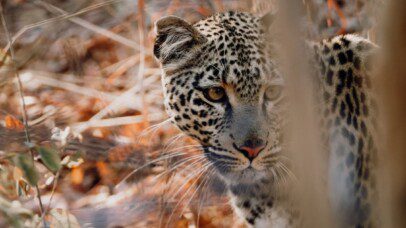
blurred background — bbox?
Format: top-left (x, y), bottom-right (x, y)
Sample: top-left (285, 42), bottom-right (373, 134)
top-left (0, 0), bottom-right (384, 227)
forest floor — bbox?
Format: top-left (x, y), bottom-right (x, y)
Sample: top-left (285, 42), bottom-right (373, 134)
top-left (0, 1), bottom-right (256, 227)
top-left (0, 0), bottom-right (373, 227)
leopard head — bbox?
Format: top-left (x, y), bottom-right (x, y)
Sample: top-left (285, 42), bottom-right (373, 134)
top-left (154, 11), bottom-right (285, 185)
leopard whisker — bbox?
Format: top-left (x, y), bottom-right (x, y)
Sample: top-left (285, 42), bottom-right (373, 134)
top-left (165, 163), bottom-right (213, 228)
top-left (167, 162), bottom-right (213, 201)
top-left (135, 118), bottom-right (173, 144)
top-left (270, 167), bottom-right (280, 186)
top-left (163, 133), bottom-right (186, 151)
top-left (141, 118), bottom-right (172, 136)
top-left (196, 168), bottom-right (216, 226)
top-left (159, 160), bottom-right (211, 228)
top-left (152, 155), bottom-right (207, 182)
top-left (275, 163), bottom-right (288, 184)
top-left (164, 144), bottom-right (203, 153)
top-left (179, 165), bottom-right (217, 217)
top-left (115, 151), bottom-right (187, 188)
top-left (278, 161), bottom-right (297, 182)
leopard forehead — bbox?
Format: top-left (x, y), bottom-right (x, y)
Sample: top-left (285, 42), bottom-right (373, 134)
top-left (164, 11), bottom-right (280, 103)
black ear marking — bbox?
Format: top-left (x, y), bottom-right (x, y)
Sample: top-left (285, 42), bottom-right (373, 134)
top-left (153, 16), bottom-right (207, 63)
top-left (155, 16), bottom-right (201, 39)
top-left (260, 12), bottom-right (275, 29)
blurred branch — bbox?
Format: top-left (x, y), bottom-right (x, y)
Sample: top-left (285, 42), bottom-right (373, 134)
top-left (73, 72), bottom-right (161, 133)
top-left (277, 1), bottom-right (333, 227)
top-left (107, 55), bottom-right (140, 84)
top-left (20, 70), bottom-right (117, 101)
top-left (44, 171), bottom-right (61, 215)
top-left (376, 0), bottom-right (406, 226)
top-left (136, 0), bottom-right (148, 126)
top-left (71, 112), bottom-right (166, 131)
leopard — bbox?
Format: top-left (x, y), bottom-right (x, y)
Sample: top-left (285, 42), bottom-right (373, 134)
top-left (153, 11), bottom-right (377, 227)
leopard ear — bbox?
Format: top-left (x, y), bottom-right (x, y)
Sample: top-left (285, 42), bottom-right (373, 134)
top-left (153, 16), bottom-right (207, 64)
top-left (260, 11), bottom-right (275, 30)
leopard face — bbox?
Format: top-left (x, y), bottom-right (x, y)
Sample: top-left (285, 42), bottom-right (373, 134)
top-left (154, 12), bottom-right (284, 185)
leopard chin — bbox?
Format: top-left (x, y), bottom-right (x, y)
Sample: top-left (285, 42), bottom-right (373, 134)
top-left (231, 169), bottom-right (270, 184)
top-left (215, 163), bottom-right (273, 185)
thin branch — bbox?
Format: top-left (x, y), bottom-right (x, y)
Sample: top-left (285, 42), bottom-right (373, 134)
top-left (44, 171), bottom-right (61, 216)
top-left (107, 55), bottom-right (140, 84)
top-left (0, 5), bottom-right (46, 226)
top-left (77, 72), bottom-right (160, 133)
top-left (20, 70), bottom-right (117, 101)
top-left (137, 0), bottom-right (148, 124)
top-left (71, 113), bottom-right (166, 132)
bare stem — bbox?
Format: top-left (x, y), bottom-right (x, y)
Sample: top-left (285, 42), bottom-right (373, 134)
top-left (0, 4), bottom-right (46, 226)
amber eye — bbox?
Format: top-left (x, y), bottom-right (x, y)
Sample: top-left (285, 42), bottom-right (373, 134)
top-left (204, 87), bottom-right (226, 102)
top-left (265, 85), bottom-right (282, 101)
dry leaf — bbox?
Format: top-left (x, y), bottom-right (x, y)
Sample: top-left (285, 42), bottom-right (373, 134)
top-left (49, 208), bottom-right (80, 228)
top-left (4, 115), bottom-right (24, 130)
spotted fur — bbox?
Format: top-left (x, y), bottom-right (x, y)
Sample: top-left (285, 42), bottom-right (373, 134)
top-left (154, 11), bottom-right (377, 227)
top-left (313, 34), bottom-right (378, 227)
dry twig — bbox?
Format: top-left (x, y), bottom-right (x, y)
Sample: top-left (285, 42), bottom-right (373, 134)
top-left (0, 5), bottom-right (46, 226)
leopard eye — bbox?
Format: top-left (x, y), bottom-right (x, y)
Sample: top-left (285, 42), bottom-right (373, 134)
top-left (265, 85), bottom-right (282, 101)
top-left (204, 87), bottom-right (226, 102)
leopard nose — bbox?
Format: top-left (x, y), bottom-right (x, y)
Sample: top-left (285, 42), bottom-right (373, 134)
top-left (238, 138), bottom-right (266, 160)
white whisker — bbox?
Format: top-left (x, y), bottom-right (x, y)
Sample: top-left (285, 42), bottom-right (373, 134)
top-left (163, 133), bottom-right (186, 151)
top-left (164, 144), bottom-right (203, 153)
top-left (197, 168), bottom-right (217, 225)
top-left (165, 163), bottom-right (212, 228)
top-left (115, 151), bottom-right (186, 188)
top-left (179, 166), bottom-right (216, 217)
top-left (168, 162), bottom-right (213, 201)
top-left (152, 155), bottom-right (206, 182)
top-left (278, 161), bottom-right (297, 182)
top-left (135, 118), bottom-right (173, 144)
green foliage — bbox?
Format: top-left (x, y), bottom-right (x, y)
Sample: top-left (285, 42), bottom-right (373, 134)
top-left (14, 154), bottom-right (39, 187)
top-left (36, 146), bottom-right (61, 173)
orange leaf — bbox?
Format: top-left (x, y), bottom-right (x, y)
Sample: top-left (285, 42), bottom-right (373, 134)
top-left (96, 161), bottom-right (110, 177)
top-left (71, 167), bottom-right (84, 185)
top-left (96, 161), bottom-right (114, 185)
top-left (4, 115), bottom-right (24, 130)
top-left (326, 0), bottom-right (347, 34)
top-left (195, 7), bottom-right (211, 16)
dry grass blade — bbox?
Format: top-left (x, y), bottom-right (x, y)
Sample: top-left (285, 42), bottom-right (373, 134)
top-left (75, 73), bottom-right (161, 134)
top-left (35, 0), bottom-right (140, 50)
top-left (3, 0), bottom-right (139, 52)
top-left (71, 112), bottom-right (165, 132)
top-left (20, 71), bottom-right (117, 101)
top-left (107, 55), bottom-right (141, 84)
